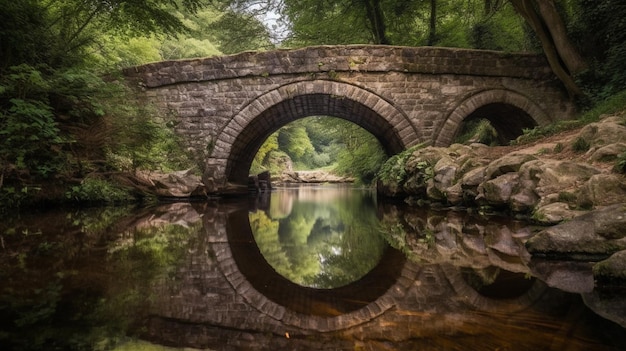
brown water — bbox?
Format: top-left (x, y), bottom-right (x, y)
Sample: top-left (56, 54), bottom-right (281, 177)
top-left (1, 185), bottom-right (624, 350)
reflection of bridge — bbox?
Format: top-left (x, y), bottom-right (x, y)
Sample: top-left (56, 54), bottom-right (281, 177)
top-left (124, 46), bottom-right (574, 194)
top-left (140, 202), bottom-right (598, 350)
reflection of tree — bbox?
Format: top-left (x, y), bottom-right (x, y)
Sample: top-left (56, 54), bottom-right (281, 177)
top-left (249, 211), bottom-right (291, 277)
top-left (0, 210), bottom-right (195, 351)
top-left (250, 187), bottom-right (386, 288)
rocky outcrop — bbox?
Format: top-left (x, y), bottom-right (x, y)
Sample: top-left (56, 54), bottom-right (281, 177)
top-left (277, 170), bottom-right (354, 184)
top-left (120, 169), bottom-right (206, 198)
top-left (377, 115), bottom-right (626, 224)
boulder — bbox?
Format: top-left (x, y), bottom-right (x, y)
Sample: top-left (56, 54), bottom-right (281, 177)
top-left (533, 202), bottom-right (586, 225)
top-left (526, 204), bottom-right (626, 260)
top-left (577, 173), bottom-right (626, 208)
top-left (534, 160), bottom-right (600, 197)
top-left (477, 173), bottom-right (519, 205)
top-left (484, 153), bottom-right (537, 179)
top-left (593, 250), bottom-right (626, 284)
top-left (579, 117), bottom-right (626, 147)
top-left (589, 142), bottom-right (626, 162)
top-left (134, 169), bottom-right (206, 197)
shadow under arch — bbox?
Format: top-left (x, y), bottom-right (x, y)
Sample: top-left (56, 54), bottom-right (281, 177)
top-left (434, 89), bottom-right (553, 146)
top-left (216, 80), bottom-right (421, 186)
top-left (215, 208), bottom-right (420, 332)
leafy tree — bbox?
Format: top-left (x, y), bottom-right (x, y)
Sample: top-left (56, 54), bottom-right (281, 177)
top-left (331, 120), bottom-right (387, 184)
top-left (0, 0), bottom-right (211, 210)
top-left (250, 132), bottom-right (279, 174)
top-left (277, 123), bottom-right (316, 168)
top-left (569, 0), bottom-right (626, 99)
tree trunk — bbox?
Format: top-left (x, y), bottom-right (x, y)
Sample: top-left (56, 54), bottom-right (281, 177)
top-left (364, 0), bottom-right (390, 44)
top-left (510, 0), bottom-right (584, 98)
top-left (428, 0), bottom-right (437, 46)
top-left (535, 0), bottom-right (587, 74)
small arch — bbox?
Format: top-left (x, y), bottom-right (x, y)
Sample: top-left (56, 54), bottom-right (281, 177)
top-left (213, 80), bottom-right (420, 186)
top-left (434, 89), bottom-right (552, 146)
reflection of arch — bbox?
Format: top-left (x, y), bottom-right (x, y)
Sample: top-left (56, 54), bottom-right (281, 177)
top-left (434, 89), bottom-right (553, 146)
top-left (215, 80), bottom-right (421, 185)
top-left (214, 208), bottom-right (420, 332)
top-left (442, 264), bottom-right (548, 313)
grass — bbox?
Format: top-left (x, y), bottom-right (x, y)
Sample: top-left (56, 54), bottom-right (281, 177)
top-left (512, 89), bottom-right (626, 145)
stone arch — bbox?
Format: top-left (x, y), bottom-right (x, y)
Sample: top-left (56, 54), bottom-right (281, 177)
top-left (214, 208), bottom-right (420, 332)
top-left (212, 80), bottom-right (420, 186)
top-left (434, 89), bottom-right (552, 147)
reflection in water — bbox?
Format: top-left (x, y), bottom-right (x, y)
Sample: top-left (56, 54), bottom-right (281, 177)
top-left (0, 196), bottom-right (625, 350)
top-left (0, 204), bottom-right (202, 351)
top-left (249, 185), bottom-right (387, 288)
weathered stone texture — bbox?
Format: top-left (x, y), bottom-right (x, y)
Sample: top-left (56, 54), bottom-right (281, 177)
top-left (124, 45), bottom-right (575, 193)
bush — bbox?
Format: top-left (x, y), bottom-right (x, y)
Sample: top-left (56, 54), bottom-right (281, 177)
top-left (572, 137), bottom-right (590, 153)
top-left (65, 178), bottom-right (135, 204)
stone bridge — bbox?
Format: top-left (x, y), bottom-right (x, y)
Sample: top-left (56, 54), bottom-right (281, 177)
top-left (123, 45), bottom-right (575, 194)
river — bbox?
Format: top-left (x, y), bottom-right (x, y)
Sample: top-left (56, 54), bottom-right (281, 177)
top-left (1, 184), bottom-right (625, 350)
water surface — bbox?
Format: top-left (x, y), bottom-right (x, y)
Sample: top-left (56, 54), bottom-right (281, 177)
top-left (1, 185), bottom-right (625, 350)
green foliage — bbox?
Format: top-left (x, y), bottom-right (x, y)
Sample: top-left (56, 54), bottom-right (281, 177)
top-left (513, 89), bottom-right (626, 145)
top-left (330, 119), bottom-right (387, 184)
top-left (250, 188), bottom-right (385, 289)
top-left (65, 178), bottom-right (135, 204)
top-left (278, 124), bottom-right (316, 168)
top-left (204, 10), bottom-right (274, 54)
top-left (0, 65), bottom-right (67, 179)
top-left (558, 191), bottom-right (577, 204)
top-left (251, 117), bottom-right (387, 184)
top-left (454, 118), bottom-right (499, 145)
top-left (250, 133), bottom-right (279, 174)
top-left (572, 137), bottom-right (590, 153)
top-left (570, 0), bottom-right (626, 99)
top-left (277, 0), bottom-right (530, 50)
top-left (377, 143), bottom-right (425, 185)
top-left (469, 3), bottom-right (532, 51)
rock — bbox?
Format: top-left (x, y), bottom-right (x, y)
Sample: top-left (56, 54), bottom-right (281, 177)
top-left (477, 173), bottom-right (519, 205)
top-left (589, 142), bottom-right (626, 162)
top-left (509, 181), bottom-right (540, 212)
top-left (533, 202), bottom-right (586, 225)
top-left (593, 250), bottom-right (626, 284)
top-left (579, 118), bottom-right (626, 147)
top-left (134, 169), bottom-right (206, 197)
top-left (526, 204), bottom-right (626, 260)
top-left (577, 173), bottom-right (626, 208)
top-left (280, 170), bottom-right (353, 184)
top-left (445, 182), bottom-right (464, 205)
top-left (249, 170), bottom-right (272, 192)
top-left (432, 156), bottom-right (458, 191)
top-left (534, 160), bottom-right (600, 197)
top-left (485, 153), bottom-right (537, 179)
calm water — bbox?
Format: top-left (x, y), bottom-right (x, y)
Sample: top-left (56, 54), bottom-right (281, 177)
top-left (1, 184), bottom-right (625, 350)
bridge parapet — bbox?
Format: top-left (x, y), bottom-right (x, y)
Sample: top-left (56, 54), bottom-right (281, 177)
top-left (124, 45), bottom-right (554, 88)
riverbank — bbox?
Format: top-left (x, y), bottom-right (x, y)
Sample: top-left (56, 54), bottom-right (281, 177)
top-left (376, 111), bottom-right (626, 286)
